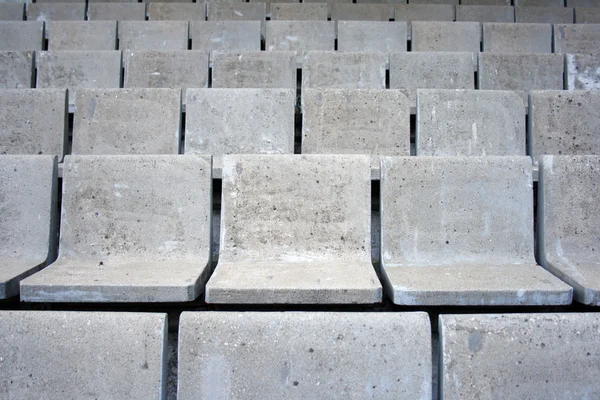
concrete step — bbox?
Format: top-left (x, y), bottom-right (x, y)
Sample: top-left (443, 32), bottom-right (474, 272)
top-left (0, 21), bottom-right (43, 51)
top-left (271, 3), bottom-right (328, 20)
top-left (48, 21), bottom-right (117, 51)
top-left (211, 50), bottom-right (297, 88)
top-left (118, 21), bottom-right (188, 51)
top-left (87, 3), bottom-right (146, 21)
top-left (0, 50), bottom-right (33, 88)
top-left (302, 51), bottom-right (387, 89)
top-left (337, 21), bottom-right (407, 56)
top-left (483, 22), bottom-right (552, 53)
top-left (265, 21), bottom-right (335, 66)
top-left (191, 21), bottom-right (261, 55)
top-left (147, 2), bottom-right (206, 21)
top-left (515, 6), bottom-right (574, 23)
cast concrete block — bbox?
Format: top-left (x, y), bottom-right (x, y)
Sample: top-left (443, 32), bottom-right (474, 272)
top-left (0, 21), bottom-right (43, 50)
top-left (566, 53), bottom-right (600, 89)
top-left (87, 3), bottom-right (146, 21)
top-left (251, 0), bottom-right (296, 14)
top-left (211, 51), bottom-right (296, 89)
top-left (516, 6), bottom-right (573, 23)
top-left (303, 0), bottom-right (352, 19)
top-left (567, 0), bottom-right (600, 5)
top-left (456, 5), bottom-right (514, 22)
top-left (394, 4), bottom-right (455, 39)
top-left (48, 21), bottom-right (117, 50)
top-left (118, 21), bottom-right (188, 51)
top-left (0, 2), bottom-right (24, 20)
top-left (412, 21), bottom-right (480, 53)
top-left (205, 154), bottom-right (382, 304)
top-left (380, 156), bottom-right (573, 305)
top-left (20, 155), bottom-right (212, 302)
top-left (271, 3), bottom-right (328, 20)
top-left (516, 0), bottom-right (563, 5)
top-left (483, 22), bottom-right (552, 53)
top-left (409, 0), bottom-right (457, 4)
top-left (266, 21), bottom-right (335, 65)
top-left (331, 3), bottom-right (390, 20)
top-left (207, 2), bottom-right (265, 20)
top-left (0, 50), bottom-right (33, 88)
top-left (462, 0), bottom-right (510, 4)
top-left (554, 23), bottom-right (600, 54)
top-left (27, 3), bottom-right (85, 23)
top-left (575, 7), bottom-right (600, 23)
top-left (302, 51), bottom-right (386, 89)
top-left (147, 2), bottom-right (206, 20)
top-left (337, 21), bottom-right (407, 56)
top-left (191, 21), bottom-right (261, 53)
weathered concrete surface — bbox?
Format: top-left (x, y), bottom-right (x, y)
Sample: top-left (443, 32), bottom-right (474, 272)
top-left (27, 3), bottom-right (85, 23)
top-left (48, 21), bottom-right (117, 50)
top-left (266, 21), bottom-right (335, 65)
top-left (211, 51), bottom-right (296, 89)
top-left (72, 88), bottom-right (181, 155)
top-left (0, 89), bottom-right (67, 158)
top-left (554, 23), bottom-right (600, 54)
top-left (21, 155), bottom-right (212, 302)
top-left (529, 90), bottom-right (600, 164)
top-left (207, 2), bottom-right (265, 21)
top-left (331, 3), bottom-right (389, 20)
top-left (0, 311), bottom-right (167, 397)
top-left (0, 21), bottom-right (43, 50)
top-left (302, 51), bottom-right (386, 89)
top-left (205, 155), bottom-right (382, 304)
top-left (37, 50), bottom-right (122, 107)
top-left (394, 4), bottom-right (455, 39)
top-left (191, 21), bottom-right (261, 53)
top-left (440, 313), bottom-right (600, 398)
top-left (147, 2), bottom-right (206, 20)
top-left (515, 6), bottom-right (573, 23)
top-left (124, 50), bottom-right (208, 91)
top-left (575, 7), bottom-right (600, 23)
top-left (380, 156), bottom-right (573, 305)
top-left (566, 53), bottom-right (600, 89)
top-left (118, 21), bottom-right (188, 51)
top-left (539, 155), bottom-right (600, 305)
top-left (410, 0), bottom-right (457, 4)
top-left (483, 22), bottom-right (552, 53)
top-left (568, 0), bottom-right (600, 5)
top-left (253, 0), bottom-right (297, 14)
top-left (87, 3), bottom-right (146, 21)
top-left (0, 3), bottom-right (24, 20)
top-left (337, 21), bottom-right (407, 55)
top-left (456, 5), bottom-right (514, 22)
top-left (178, 312), bottom-right (431, 399)
top-left (303, 0), bottom-right (352, 18)
top-left (0, 156), bottom-right (57, 298)
top-left (185, 88), bottom-right (295, 170)
top-left (271, 3), bottom-right (328, 20)
top-left (390, 52), bottom-right (475, 108)
top-left (0, 50), bottom-right (33, 88)
top-left (516, 0), bottom-right (563, 5)
top-left (412, 21), bottom-right (480, 53)
top-left (462, 0), bottom-right (509, 4)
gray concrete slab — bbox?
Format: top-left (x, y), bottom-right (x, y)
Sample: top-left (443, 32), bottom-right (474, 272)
top-left (0, 311), bottom-right (167, 397)
top-left (147, 2), bottom-right (205, 20)
top-left (456, 5), bottom-right (514, 22)
top-left (0, 156), bottom-right (57, 298)
top-left (211, 51), bottom-right (296, 88)
top-left (0, 50), bottom-right (33, 88)
top-left (0, 89), bottom-right (67, 158)
top-left (88, 0), bottom-right (138, 2)
top-left (380, 156), bottom-right (573, 305)
top-left (207, 2), bottom-right (265, 20)
top-left (87, 3), bottom-right (146, 21)
top-left (575, 7), bottom-right (600, 23)
top-left (409, 0), bottom-right (457, 4)
top-left (178, 312), bottom-right (431, 399)
top-left (205, 154), bottom-right (382, 304)
top-left (331, 3), bottom-right (390, 20)
top-left (303, 0), bottom-right (352, 19)
top-left (21, 155), bottom-right (212, 302)
top-left (252, 0), bottom-right (296, 15)
top-left (515, 0), bottom-right (563, 5)
top-left (483, 22), bottom-right (552, 53)
top-left (191, 21), bottom-right (261, 53)
top-left (462, 0), bottom-right (509, 4)
top-left (48, 21), bottom-right (117, 50)
top-left (0, 2), bottom-right (24, 20)
top-left (417, 89), bottom-right (525, 156)
top-left (72, 88), bottom-right (181, 155)
top-left (27, 3), bottom-right (85, 23)
top-left (395, 4), bottom-right (455, 40)
top-left (516, 6), bottom-right (573, 23)
top-left (529, 90), bottom-right (600, 164)
top-left (271, 3), bottom-right (328, 20)
top-left (0, 21), bottom-right (43, 50)
top-left (118, 21), bottom-right (188, 51)
top-left (440, 313), bottom-right (600, 398)
top-left (37, 50), bottom-right (122, 108)
top-left (302, 51), bottom-right (386, 89)
top-left (337, 21), bottom-right (407, 56)
top-left (567, 0), bottom-right (600, 5)
top-left (566, 53), bottom-right (600, 89)
top-left (266, 21), bottom-right (335, 66)
top-left (539, 155), bottom-right (600, 305)
top-left (412, 21), bottom-right (480, 53)
top-left (554, 24), bottom-right (600, 54)
top-left (185, 88), bottom-right (295, 170)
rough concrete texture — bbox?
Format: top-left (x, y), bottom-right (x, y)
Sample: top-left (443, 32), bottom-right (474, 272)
top-left (205, 155), bottom-right (382, 304)
top-left (575, 7), bottom-right (600, 23)
top-left (380, 156), bottom-right (573, 305)
top-left (147, 3), bottom-right (206, 20)
top-left (539, 155), bottom-right (600, 305)
top-left (554, 24), bottom-right (600, 54)
top-left (303, 0), bottom-right (352, 19)
top-left (331, 3), bottom-right (389, 20)
top-left (27, 3), bottom-right (85, 22)
top-left (483, 22), bottom-right (552, 53)
top-left (462, 0), bottom-right (510, 4)
top-left (266, 21), bottom-right (335, 65)
top-left (118, 21), bottom-right (188, 51)
top-left (207, 2), bottom-right (265, 21)
top-left (568, 0), bottom-right (600, 5)
top-left (456, 5), bottom-right (514, 22)
top-left (124, 50), bottom-right (208, 91)
top-left (87, 3), bottom-right (146, 21)
top-left (0, 156), bottom-right (57, 298)
top-left (478, 53), bottom-right (563, 103)
top-left (251, 0), bottom-right (297, 15)
top-left (302, 89), bottom-right (410, 162)
top-left (412, 21), bottom-right (480, 53)
top-left (178, 312), bottom-right (431, 399)
top-left (302, 51), bottom-right (386, 89)
top-left (566, 53), bottom-right (600, 90)
top-left (390, 52), bottom-right (475, 108)
top-left (191, 21), bottom-right (261, 53)
top-left (529, 90), bottom-right (600, 164)
top-left (417, 89), bottom-right (526, 156)
top-left (395, 4), bottom-right (455, 39)
top-left (48, 21), bottom-right (117, 50)
top-left (0, 3), bottom-right (24, 20)
top-left (0, 50), bottom-right (33, 88)
top-left (0, 21), bottom-right (43, 50)
top-left (271, 3), bottom-right (328, 20)
top-left (72, 88), bottom-right (181, 155)
top-left (185, 88), bottom-right (295, 170)
top-left (21, 155), bottom-right (212, 302)
top-left (0, 89), bottom-right (67, 158)
top-left (515, 6), bottom-right (573, 23)
top-left (337, 21), bottom-right (407, 55)
top-left (516, 0), bottom-right (563, 5)
top-left (211, 51), bottom-right (296, 89)
top-left (410, 0), bottom-right (457, 4)
top-left (37, 50), bottom-right (122, 107)
top-left (440, 313), bottom-right (600, 398)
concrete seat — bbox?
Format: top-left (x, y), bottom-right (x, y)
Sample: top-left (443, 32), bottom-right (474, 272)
top-left (207, 2), bottom-right (265, 21)
top-left (270, 3), bottom-right (328, 20)
top-left (48, 21), bottom-right (117, 50)
top-left (380, 156), bottom-right (572, 306)
top-left (515, 6), bottom-right (574, 23)
top-left (0, 311), bottom-right (167, 398)
top-left (303, 0), bottom-right (352, 19)
top-left (394, 4), bottom-right (455, 39)
top-left (205, 154), bottom-right (382, 304)
top-left (147, 2), bottom-right (206, 20)
top-left (440, 313), bottom-right (600, 399)
top-left (252, 0), bottom-right (296, 15)
top-left (0, 50), bottom-right (33, 88)
top-left (302, 51), bottom-right (387, 89)
top-left (0, 21), bottom-right (43, 51)
top-left (575, 7), bottom-right (600, 23)
top-left (21, 155), bottom-right (212, 303)
top-left (337, 21), bottom-right (407, 56)
top-left (412, 21), bottom-right (480, 53)
top-left (0, 3), bottom-right (24, 20)
top-left (27, 3), bottom-right (85, 23)
top-left (0, 156), bottom-right (57, 299)
top-left (565, 53), bottom-right (600, 89)
top-left (118, 21), bottom-right (188, 51)
top-left (554, 23), bottom-right (600, 54)
top-left (538, 155), bottom-right (600, 305)
top-left (483, 22), bottom-right (552, 53)
top-left (87, 3), bottom-right (146, 21)
top-left (211, 51), bottom-right (296, 88)
top-left (515, 0), bottom-right (563, 6)
top-left (266, 21), bottom-right (335, 66)
top-left (331, 3), bottom-right (390, 20)
top-left (456, 5), bottom-right (514, 22)
top-left (191, 21), bottom-right (261, 54)
top-left (568, 0), bottom-right (600, 8)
